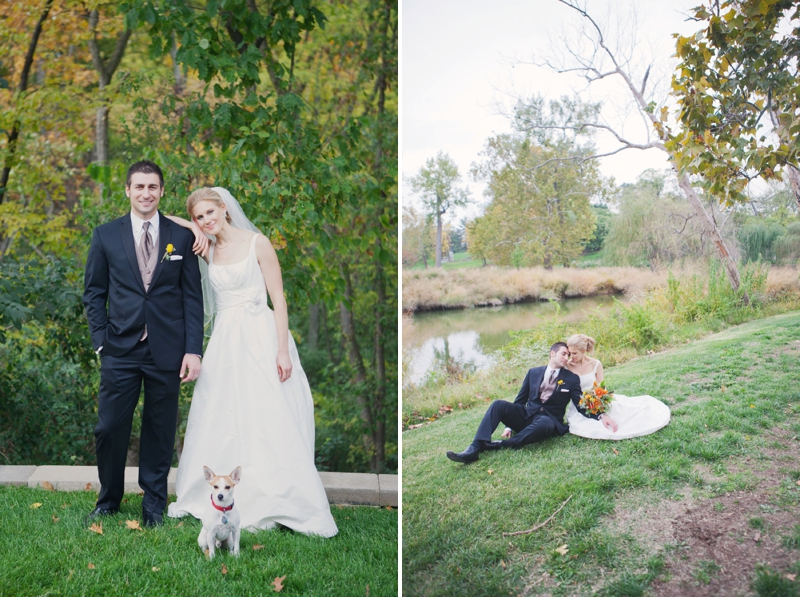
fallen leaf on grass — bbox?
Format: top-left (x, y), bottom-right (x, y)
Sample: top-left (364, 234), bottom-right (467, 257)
top-left (438, 405), bottom-right (453, 414)
top-left (152, 567), bottom-right (160, 572)
top-left (272, 575), bottom-right (286, 592)
top-left (458, 402), bottom-right (464, 409)
top-left (52, 515), bottom-right (60, 523)
top-left (754, 531), bottom-right (761, 542)
top-left (177, 521), bottom-right (184, 527)
top-left (136, 491), bottom-right (144, 497)
top-left (488, 470), bottom-right (493, 475)
top-left (87, 563), bottom-right (95, 570)
top-left (385, 506), bottom-right (393, 510)
top-left (84, 483), bottom-right (92, 491)
top-left (500, 560), bottom-right (506, 568)
top-left (30, 503), bottom-right (42, 509)
top-left (785, 574), bottom-right (797, 581)
top-left (89, 523), bottom-right (103, 535)
top-left (612, 448), bottom-right (619, 456)
top-left (796, 480), bottom-right (800, 487)
top-left (67, 570), bottom-right (74, 580)
top-left (221, 563), bottom-right (228, 575)
top-left (555, 545), bottom-right (569, 556)
top-left (61, 503), bottom-right (68, 508)
top-left (126, 520), bottom-right (143, 531)
top-left (42, 481), bottom-right (54, 491)
top-left (407, 424), bottom-right (423, 430)
top-left (204, 549), bottom-right (209, 556)
top-left (253, 544), bottom-right (265, 550)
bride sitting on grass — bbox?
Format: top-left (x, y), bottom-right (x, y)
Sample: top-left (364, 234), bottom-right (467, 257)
top-left (565, 333), bottom-right (670, 440)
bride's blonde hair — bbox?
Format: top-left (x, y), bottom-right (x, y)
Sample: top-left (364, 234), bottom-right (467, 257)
top-left (567, 333), bottom-right (596, 353)
top-left (186, 187), bottom-right (232, 224)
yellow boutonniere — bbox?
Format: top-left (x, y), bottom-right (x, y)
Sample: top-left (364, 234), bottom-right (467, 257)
top-left (161, 243), bottom-right (175, 262)
top-left (557, 380), bottom-right (564, 386)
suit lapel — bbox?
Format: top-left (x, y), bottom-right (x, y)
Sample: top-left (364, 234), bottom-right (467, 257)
top-left (148, 212), bottom-right (171, 291)
top-left (531, 366), bottom-right (546, 401)
top-left (120, 215), bottom-right (146, 293)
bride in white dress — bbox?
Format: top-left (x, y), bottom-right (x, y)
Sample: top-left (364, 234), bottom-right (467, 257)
top-left (565, 334), bottom-right (670, 441)
top-left (165, 187), bottom-right (337, 537)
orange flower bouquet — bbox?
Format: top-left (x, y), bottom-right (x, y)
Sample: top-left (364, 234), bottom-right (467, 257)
top-left (578, 381), bottom-right (614, 416)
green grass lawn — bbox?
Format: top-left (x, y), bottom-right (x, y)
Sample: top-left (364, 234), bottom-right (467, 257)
top-left (405, 252), bottom-right (484, 270)
top-left (0, 488), bottom-right (397, 596)
top-left (403, 311), bottom-right (800, 596)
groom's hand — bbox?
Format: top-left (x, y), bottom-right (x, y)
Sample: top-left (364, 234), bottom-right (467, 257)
top-left (600, 414), bottom-right (618, 433)
top-left (180, 354), bottom-right (202, 383)
top-left (501, 428), bottom-right (512, 439)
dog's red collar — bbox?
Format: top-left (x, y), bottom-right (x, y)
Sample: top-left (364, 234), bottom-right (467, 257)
top-left (210, 494), bottom-right (234, 512)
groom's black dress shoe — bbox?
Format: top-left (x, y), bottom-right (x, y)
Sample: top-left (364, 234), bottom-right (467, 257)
top-left (482, 440), bottom-right (504, 451)
top-left (142, 509), bottom-right (163, 527)
top-left (84, 507), bottom-right (118, 525)
top-left (446, 444), bottom-right (480, 464)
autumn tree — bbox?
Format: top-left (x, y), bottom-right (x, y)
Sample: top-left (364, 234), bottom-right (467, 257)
top-left (671, 0), bottom-right (800, 209)
top-left (470, 96), bottom-right (602, 268)
top-left (409, 151), bottom-right (469, 268)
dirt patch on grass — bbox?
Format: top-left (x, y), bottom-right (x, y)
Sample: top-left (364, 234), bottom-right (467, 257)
top-left (649, 428), bottom-right (800, 597)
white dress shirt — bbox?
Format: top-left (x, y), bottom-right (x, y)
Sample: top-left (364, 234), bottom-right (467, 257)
top-left (131, 211), bottom-right (159, 248)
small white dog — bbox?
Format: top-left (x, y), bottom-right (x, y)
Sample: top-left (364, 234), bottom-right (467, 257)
top-left (198, 465), bottom-right (242, 559)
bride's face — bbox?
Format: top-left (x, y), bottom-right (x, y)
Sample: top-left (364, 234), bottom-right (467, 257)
top-left (568, 347), bottom-right (584, 364)
top-left (192, 200), bottom-right (227, 235)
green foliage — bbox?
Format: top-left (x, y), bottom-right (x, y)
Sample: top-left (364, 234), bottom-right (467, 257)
top-left (0, 258), bottom-right (98, 464)
top-left (670, 0), bottom-right (800, 205)
top-left (583, 203), bottom-right (613, 254)
top-left (469, 96), bottom-right (603, 267)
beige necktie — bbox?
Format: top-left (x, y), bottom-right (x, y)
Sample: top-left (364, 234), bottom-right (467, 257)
top-left (540, 369), bottom-right (557, 403)
top-left (142, 221), bottom-right (153, 261)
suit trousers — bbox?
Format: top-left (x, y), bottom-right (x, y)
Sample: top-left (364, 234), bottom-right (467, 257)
top-left (95, 339), bottom-right (181, 514)
top-left (474, 400), bottom-right (558, 448)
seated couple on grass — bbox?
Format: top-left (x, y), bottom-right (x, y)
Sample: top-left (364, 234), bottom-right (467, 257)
top-left (446, 335), bottom-right (670, 464)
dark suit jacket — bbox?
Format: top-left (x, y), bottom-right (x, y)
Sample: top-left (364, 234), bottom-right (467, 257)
top-left (512, 366), bottom-right (600, 435)
top-left (83, 212), bottom-right (204, 371)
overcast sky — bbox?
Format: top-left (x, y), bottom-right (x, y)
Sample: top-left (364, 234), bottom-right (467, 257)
top-left (401, 0), bottom-right (703, 220)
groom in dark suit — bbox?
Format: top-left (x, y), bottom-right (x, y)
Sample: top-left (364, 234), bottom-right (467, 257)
top-left (447, 342), bottom-right (602, 463)
top-left (83, 160), bottom-right (204, 525)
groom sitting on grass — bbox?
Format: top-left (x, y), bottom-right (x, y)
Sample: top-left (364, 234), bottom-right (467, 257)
top-left (447, 342), bottom-right (600, 464)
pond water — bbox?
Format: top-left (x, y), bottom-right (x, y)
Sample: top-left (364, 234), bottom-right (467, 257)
top-left (403, 295), bottom-right (622, 385)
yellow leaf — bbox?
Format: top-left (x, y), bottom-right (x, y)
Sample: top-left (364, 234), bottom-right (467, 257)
top-left (221, 563), bottom-right (228, 575)
top-left (52, 515), bottom-right (60, 523)
top-left (87, 563), bottom-right (96, 570)
top-left (89, 523), bottom-right (103, 535)
top-left (177, 521), bottom-right (184, 527)
top-left (152, 567), bottom-right (160, 572)
top-left (613, 448), bottom-right (619, 456)
top-left (126, 520), bottom-right (143, 531)
top-left (84, 483), bottom-right (93, 491)
top-left (488, 470), bottom-right (493, 475)
top-left (253, 544), bottom-right (265, 550)
top-left (273, 575), bottom-right (286, 592)
top-left (795, 480), bottom-right (800, 487)
top-left (786, 574), bottom-right (797, 581)
top-left (30, 503), bottom-right (42, 509)
top-left (555, 544), bottom-right (569, 556)
top-left (42, 481), bottom-right (54, 491)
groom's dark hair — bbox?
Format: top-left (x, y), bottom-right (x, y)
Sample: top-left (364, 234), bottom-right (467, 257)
top-left (126, 160), bottom-right (164, 188)
top-left (550, 341), bottom-right (568, 354)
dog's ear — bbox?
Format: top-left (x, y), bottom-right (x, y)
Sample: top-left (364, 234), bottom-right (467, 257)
top-left (230, 466), bottom-right (242, 484)
top-left (203, 466), bottom-right (215, 483)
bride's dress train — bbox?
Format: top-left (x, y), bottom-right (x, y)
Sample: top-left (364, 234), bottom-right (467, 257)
top-left (167, 235), bottom-right (337, 537)
top-left (566, 361), bottom-right (670, 440)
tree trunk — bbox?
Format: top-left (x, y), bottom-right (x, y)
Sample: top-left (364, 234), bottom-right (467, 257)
top-left (676, 172), bottom-right (748, 304)
top-left (371, 238), bottom-right (387, 472)
top-left (308, 302), bottom-right (319, 350)
top-left (0, 0), bottom-right (54, 206)
top-left (435, 210), bottom-right (443, 268)
top-left (339, 262), bottom-right (379, 472)
top-left (784, 164), bottom-right (800, 213)
top-left (95, 105), bottom-right (109, 165)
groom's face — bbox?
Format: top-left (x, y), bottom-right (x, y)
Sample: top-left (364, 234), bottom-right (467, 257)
top-left (126, 172), bottom-right (164, 220)
top-left (550, 346), bottom-right (570, 369)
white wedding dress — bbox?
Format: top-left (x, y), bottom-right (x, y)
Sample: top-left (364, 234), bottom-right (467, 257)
top-left (565, 360), bottom-right (670, 440)
top-left (167, 235), bottom-right (338, 537)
